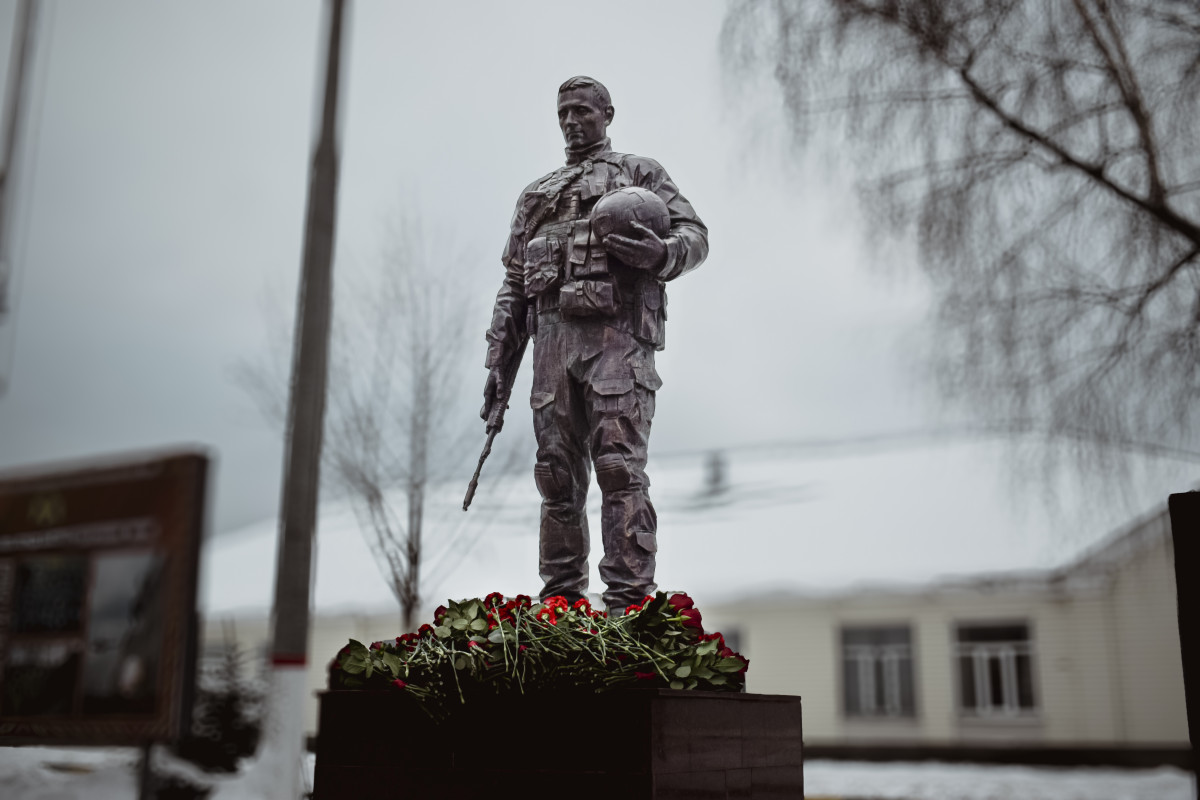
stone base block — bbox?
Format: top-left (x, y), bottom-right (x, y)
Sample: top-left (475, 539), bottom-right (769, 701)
top-left (313, 688), bottom-right (803, 799)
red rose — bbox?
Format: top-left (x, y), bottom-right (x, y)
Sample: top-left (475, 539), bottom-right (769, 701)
top-left (668, 592), bottom-right (695, 612)
top-left (680, 608), bottom-right (703, 631)
top-left (701, 632), bottom-right (725, 650)
top-left (434, 605), bottom-right (448, 622)
top-left (390, 679), bottom-right (407, 690)
top-left (634, 671), bottom-right (657, 680)
top-left (370, 641), bottom-right (384, 650)
top-left (330, 660), bottom-right (341, 670)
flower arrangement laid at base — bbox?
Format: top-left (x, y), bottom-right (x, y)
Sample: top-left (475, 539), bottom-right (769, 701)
top-left (328, 591), bottom-right (749, 719)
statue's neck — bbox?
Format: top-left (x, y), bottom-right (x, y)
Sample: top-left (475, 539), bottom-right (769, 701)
top-left (565, 137), bottom-right (612, 165)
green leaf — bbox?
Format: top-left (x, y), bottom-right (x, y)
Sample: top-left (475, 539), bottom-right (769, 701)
top-left (434, 626), bottom-right (451, 639)
top-left (487, 629), bottom-right (505, 644)
top-left (469, 618), bottom-right (488, 632)
top-left (381, 652), bottom-right (402, 676)
top-left (452, 618), bottom-right (469, 630)
top-left (465, 601), bottom-right (481, 619)
top-left (675, 665), bottom-right (692, 678)
top-left (697, 640), bottom-right (718, 655)
top-left (709, 674), bottom-right (727, 685)
top-left (365, 661), bottom-right (374, 679)
top-left (669, 680), bottom-right (684, 690)
top-left (692, 666), bottom-right (714, 680)
top-left (453, 656), bottom-right (467, 671)
top-left (715, 657), bottom-right (744, 673)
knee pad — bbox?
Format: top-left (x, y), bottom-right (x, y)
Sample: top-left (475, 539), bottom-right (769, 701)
top-left (594, 453), bottom-right (631, 492)
top-left (534, 461), bottom-right (570, 500)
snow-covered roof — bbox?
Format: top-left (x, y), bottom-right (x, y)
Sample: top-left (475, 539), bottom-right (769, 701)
top-left (198, 439), bottom-right (1176, 617)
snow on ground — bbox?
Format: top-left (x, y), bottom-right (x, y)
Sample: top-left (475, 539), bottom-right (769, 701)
top-left (804, 759), bottom-right (1196, 800)
top-left (0, 747), bottom-right (1193, 799)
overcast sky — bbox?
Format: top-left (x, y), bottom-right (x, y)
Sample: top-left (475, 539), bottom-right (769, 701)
top-left (0, 0), bottom-right (1192, 570)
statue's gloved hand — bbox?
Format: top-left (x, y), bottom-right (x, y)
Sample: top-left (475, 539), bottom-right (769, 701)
top-left (603, 221), bottom-right (667, 271)
top-left (480, 366), bottom-right (507, 422)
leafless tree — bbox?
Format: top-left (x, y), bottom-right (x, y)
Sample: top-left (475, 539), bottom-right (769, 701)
top-left (722, 1), bottom-right (1200, 475)
top-left (238, 215), bottom-right (524, 631)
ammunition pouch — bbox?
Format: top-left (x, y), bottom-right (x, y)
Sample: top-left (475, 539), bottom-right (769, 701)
top-left (632, 280), bottom-right (667, 350)
top-left (559, 278), bottom-right (620, 317)
top-left (523, 234), bottom-right (565, 298)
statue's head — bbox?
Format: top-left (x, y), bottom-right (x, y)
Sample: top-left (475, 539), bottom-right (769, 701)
top-left (557, 76), bottom-right (613, 151)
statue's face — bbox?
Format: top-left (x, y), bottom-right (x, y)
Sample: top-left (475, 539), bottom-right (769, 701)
top-left (557, 88), bottom-right (612, 150)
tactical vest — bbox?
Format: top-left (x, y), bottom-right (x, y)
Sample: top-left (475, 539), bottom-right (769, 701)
top-left (521, 156), bottom-right (667, 349)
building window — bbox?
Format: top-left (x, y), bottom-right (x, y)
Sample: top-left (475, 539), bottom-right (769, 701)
top-left (955, 622), bottom-right (1037, 717)
top-left (841, 626), bottom-right (916, 718)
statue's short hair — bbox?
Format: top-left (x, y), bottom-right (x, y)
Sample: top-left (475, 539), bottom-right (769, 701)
top-left (558, 76), bottom-right (612, 109)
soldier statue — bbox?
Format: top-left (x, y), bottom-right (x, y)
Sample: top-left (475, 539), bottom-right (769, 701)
top-left (480, 76), bottom-right (709, 614)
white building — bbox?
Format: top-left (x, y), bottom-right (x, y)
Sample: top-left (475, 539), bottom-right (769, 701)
top-left (701, 506), bottom-right (1188, 752)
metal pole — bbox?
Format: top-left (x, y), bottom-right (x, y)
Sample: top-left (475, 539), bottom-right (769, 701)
top-left (0, 0), bottom-right (37, 319)
top-left (257, 2), bottom-right (347, 796)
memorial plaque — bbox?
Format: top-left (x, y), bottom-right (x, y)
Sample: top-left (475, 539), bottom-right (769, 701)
top-left (0, 450), bottom-right (207, 744)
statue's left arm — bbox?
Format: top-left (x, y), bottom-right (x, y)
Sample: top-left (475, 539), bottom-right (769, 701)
top-left (628, 157), bottom-right (709, 281)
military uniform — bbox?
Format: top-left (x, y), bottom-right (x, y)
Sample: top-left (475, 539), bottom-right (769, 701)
top-left (485, 137), bottom-right (708, 610)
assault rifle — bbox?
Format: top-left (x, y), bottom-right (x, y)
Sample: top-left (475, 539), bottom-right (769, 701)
top-left (462, 336), bottom-right (529, 511)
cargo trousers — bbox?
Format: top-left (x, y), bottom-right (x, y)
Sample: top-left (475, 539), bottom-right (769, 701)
top-left (530, 309), bottom-right (661, 611)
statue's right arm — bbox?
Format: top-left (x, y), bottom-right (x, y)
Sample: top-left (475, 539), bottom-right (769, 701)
top-left (481, 193), bottom-right (531, 418)
top-left (485, 195), bottom-right (530, 371)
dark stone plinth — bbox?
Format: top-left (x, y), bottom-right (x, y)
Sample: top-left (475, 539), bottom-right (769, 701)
top-left (313, 689), bottom-right (803, 799)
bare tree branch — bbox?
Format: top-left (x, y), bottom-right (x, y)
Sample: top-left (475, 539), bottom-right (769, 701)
top-left (722, 0), bottom-right (1200, 478)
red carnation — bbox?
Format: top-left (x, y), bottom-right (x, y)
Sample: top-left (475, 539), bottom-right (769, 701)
top-left (484, 591), bottom-right (505, 607)
top-left (519, 645), bottom-right (528, 653)
top-left (515, 594), bottom-right (532, 607)
top-left (625, 604), bottom-right (642, 615)
top-left (418, 623), bottom-right (434, 636)
top-left (467, 640), bottom-right (480, 648)
top-left (434, 605), bottom-right (448, 622)
top-left (667, 592), bottom-right (695, 612)
top-left (390, 679), bottom-right (407, 690)
top-left (572, 598), bottom-right (591, 611)
top-left (370, 641), bottom-right (384, 650)
top-left (634, 671), bottom-right (657, 680)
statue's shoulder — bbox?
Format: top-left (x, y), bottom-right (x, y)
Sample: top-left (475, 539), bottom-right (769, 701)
top-left (594, 152), bottom-right (670, 189)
